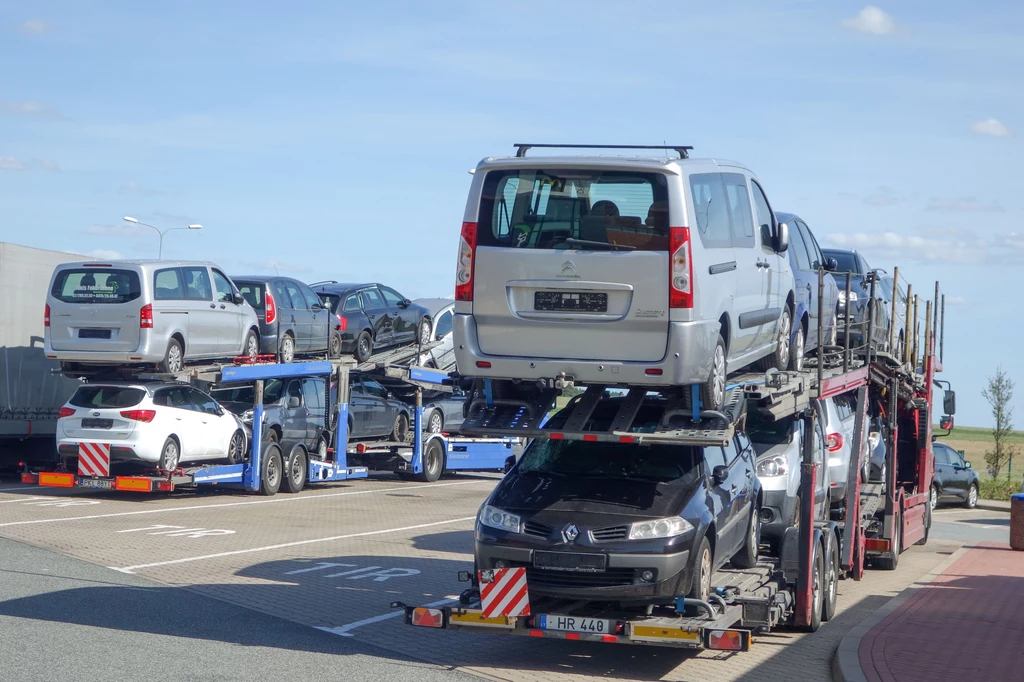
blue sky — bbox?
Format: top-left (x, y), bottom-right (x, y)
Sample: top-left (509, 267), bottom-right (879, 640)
top-left (1, 1), bottom-right (1021, 428)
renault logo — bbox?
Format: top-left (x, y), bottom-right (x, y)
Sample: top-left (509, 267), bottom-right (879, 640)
top-left (92, 412), bottom-right (100, 417)
top-left (560, 260), bottom-right (578, 276)
top-left (562, 524), bottom-right (580, 543)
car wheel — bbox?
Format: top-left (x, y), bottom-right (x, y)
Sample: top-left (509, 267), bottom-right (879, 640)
top-left (827, 309), bottom-right (839, 346)
top-left (159, 437), bottom-right (180, 471)
top-left (159, 339), bottom-right (184, 374)
top-left (700, 335), bottom-right (727, 411)
top-left (329, 332), bottom-right (342, 358)
top-left (267, 427), bottom-right (280, 444)
top-left (355, 331), bottom-right (372, 362)
top-left (731, 504), bottom-right (760, 569)
top-left (279, 334), bottom-right (295, 364)
top-left (427, 410), bottom-right (444, 434)
top-left (964, 483), bottom-right (978, 509)
top-left (418, 318), bottom-right (432, 346)
top-left (244, 330), bottom-right (259, 359)
top-left (687, 536), bottom-right (713, 605)
top-left (391, 413), bottom-right (410, 443)
top-left (822, 534), bottom-right (839, 622)
top-left (314, 435), bottom-right (329, 460)
top-left (226, 430), bottom-right (246, 464)
top-left (758, 308), bottom-right (791, 372)
top-left (791, 323), bottom-right (805, 372)
top-left (804, 543), bottom-right (824, 632)
top-left (259, 443), bottom-right (283, 496)
top-left (281, 444), bottom-right (307, 494)
top-left (419, 438), bottom-right (444, 482)
top-left (930, 484), bottom-right (939, 512)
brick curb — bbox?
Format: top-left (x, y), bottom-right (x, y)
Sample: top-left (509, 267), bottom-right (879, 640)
top-left (831, 546), bottom-right (970, 682)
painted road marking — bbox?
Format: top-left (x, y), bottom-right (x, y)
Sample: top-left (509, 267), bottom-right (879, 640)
top-left (110, 516), bottom-right (475, 573)
top-left (20, 499), bottom-right (101, 508)
top-left (284, 562), bottom-right (420, 581)
top-left (0, 497), bottom-right (48, 504)
top-left (118, 524), bottom-right (236, 538)
top-left (317, 598), bottom-right (458, 637)
top-left (0, 480), bottom-right (490, 528)
top-left (0, 486), bottom-right (40, 492)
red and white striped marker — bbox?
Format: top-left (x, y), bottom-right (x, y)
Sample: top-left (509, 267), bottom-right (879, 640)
top-left (479, 567), bottom-right (531, 618)
top-left (78, 443), bottom-right (111, 477)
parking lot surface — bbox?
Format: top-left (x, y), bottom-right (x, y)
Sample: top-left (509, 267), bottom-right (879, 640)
top-left (0, 475), bottom-right (998, 682)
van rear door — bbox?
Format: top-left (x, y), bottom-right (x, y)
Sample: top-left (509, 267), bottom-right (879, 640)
top-left (48, 266), bottom-right (144, 352)
top-left (471, 167), bottom-right (672, 362)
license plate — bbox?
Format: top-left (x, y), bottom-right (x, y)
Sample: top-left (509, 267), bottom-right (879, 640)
top-left (538, 615), bottom-right (615, 634)
top-left (79, 329), bottom-right (112, 339)
top-left (533, 551), bottom-right (606, 572)
top-left (534, 291), bottom-right (608, 313)
top-left (77, 478), bottom-right (113, 489)
top-left (82, 418), bottom-right (113, 429)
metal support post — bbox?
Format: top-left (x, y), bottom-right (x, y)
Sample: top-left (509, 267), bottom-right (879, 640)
top-left (903, 284), bottom-right (913, 365)
top-left (843, 275), bottom-right (852, 373)
top-left (940, 295), bottom-right (945, 363)
top-left (911, 295), bottom-right (919, 370)
top-left (842, 385), bottom-right (869, 573)
top-left (924, 301), bottom-right (933, 381)
top-left (411, 388), bottom-right (424, 475)
top-left (889, 267), bottom-right (899, 353)
top-left (865, 275), bottom-right (877, 364)
top-left (248, 379), bottom-right (264, 491)
top-left (795, 410), bottom-right (818, 627)
top-left (816, 268), bottom-right (824, 388)
top-left (334, 366), bottom-right (350, 470)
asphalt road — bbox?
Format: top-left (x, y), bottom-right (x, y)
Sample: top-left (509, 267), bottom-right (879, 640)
top-left (930, 506), bottom-right (1011, 544)
top-left (0, 536), bottom-right (476, 682)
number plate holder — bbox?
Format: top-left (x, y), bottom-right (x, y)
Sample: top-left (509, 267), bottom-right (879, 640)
top-left (538, 614), bottom-right (616, 634)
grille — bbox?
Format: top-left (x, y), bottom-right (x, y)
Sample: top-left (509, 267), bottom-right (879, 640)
top-left (523, 520), bottom-right (553, 538)
top-left (590, 525), bottom-right (629, 542)
top-left (525, 567), bottom-right (638, 589)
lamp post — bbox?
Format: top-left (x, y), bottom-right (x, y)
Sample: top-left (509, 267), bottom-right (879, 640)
top-left (123, 216), bottom-right (203, 258)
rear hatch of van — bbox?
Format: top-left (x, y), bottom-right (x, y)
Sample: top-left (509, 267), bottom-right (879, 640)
top-left (48, 265), bottom-right (144, 352)
top-left (469, 165), bottom-right (673, 362)
top-left (61, 385), bottom-right (147, 440)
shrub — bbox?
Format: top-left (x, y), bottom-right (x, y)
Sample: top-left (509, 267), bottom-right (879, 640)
top-left (978, 477), bottom-right (1020, 501)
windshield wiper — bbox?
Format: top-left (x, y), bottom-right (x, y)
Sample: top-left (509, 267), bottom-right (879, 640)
top-left (564, 238), bottom-right (635, 251)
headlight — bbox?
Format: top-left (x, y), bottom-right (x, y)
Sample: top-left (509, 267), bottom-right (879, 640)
top-left (828, 457), bottom-right (843, 467)
top-left (478, 505), bottom-right (521, 533)
top-left (242, 409), bottom-right (254, 423)
top-left (628, 517), bottom-right (693, 540)
top-left (837, 290), bottom-right (858, 302)
top-left (756, 455), bottom-right (788, 477)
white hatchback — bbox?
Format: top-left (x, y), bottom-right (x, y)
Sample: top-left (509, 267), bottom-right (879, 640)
top-left (57, 383), bottom-right (247, 472)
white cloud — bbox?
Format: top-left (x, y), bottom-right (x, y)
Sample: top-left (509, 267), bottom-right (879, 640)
top-left (2, 101), bottom-right (64, 119)
top-left (19, 19), bottom-right (51, 35)
top-left (0, 155), bottom-right (59, 171)
top-left (824, 230), bottom-right (1023, 266)
top-left (944, 296), bottom-right (967, 306)
top-left (970, 119), bottom-right (1011, 137)
top-left (842, 6), bottom-right (899, 36)
top-left (0, 155), bottom-right (26, 170)
top-left (86, 249), bottom-right (124, 260)
top-left (926, 197), bottom-right (1004, 213)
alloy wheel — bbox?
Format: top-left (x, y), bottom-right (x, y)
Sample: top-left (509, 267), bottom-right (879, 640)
top-left (167, 345), bottom-right (183, 374)
top-left (428, 412), bottom-right (443, 434)
top-left (778, 312), bottom-right (791, 366)
top-left (246, 335), bottom-right (259, 357)
top-left (699, 549), bottom-right (712, 599)
top-left (930, 486), bottom-right (938, 511)
top-left (712, 345), bottom-right (726, 408)
top-left (968, 485), bottom-right (978, 507)
top-left (281, 336), bottom-right (295, 363)
top-left (793, 327), bottom-right (804, 372)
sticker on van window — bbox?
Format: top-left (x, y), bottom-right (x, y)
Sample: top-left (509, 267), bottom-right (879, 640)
top-left (513, 224), bottom-right (531, 247)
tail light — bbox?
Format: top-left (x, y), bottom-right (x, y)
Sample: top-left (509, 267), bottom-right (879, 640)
top-left (826, 432), bottom-right (844, 452)
top-left (140, 304), bottom-right (154, 329)
top-left (455, 221), bottom-right (477, 302)
top-left (265, 290), bottom-right (277, 324)
top-left (58, 407), bottom-right (75, 418)
top-left (44, 304), bottom-right (51, 327)
top-left (669, 227), bottom-right (693, 309)
top-left (120, 409), bottom-right (156, 423)
top-left (335, 315), bottom-right (347, 331)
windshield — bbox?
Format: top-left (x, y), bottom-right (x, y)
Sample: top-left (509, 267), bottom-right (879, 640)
top-left (518, 439), bottom-right (701, 484)
top-left (51, 268), bottom-right (142, 305)
top-left (211, 380), bottom-right (282, 406)
top-left (747, 413), bottom-right (796, 446)
top-left (70, 386), bottom-right (145, 409)
top-left (823, 250), bottom-right (862, 275)
top-left (478, 169), bottom-right (671, 251)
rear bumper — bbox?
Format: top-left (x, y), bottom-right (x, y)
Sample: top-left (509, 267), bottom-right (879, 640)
top-left (45, 332), bottom-right (165, 365)
top-left (454, 314), bottom-right (719, 386)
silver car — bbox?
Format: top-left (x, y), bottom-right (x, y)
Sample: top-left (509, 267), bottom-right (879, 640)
top-left (453, 148), bottom-right (796, 409)
top-left (415, 298), bottom-right (456, 372)
top-left (44, 260), bottom-right (260, 373)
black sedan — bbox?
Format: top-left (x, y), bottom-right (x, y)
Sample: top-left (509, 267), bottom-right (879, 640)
top-left (329, 374), bottom-right (412, 442)
top-left (312, 282), bottom-right (432, 362)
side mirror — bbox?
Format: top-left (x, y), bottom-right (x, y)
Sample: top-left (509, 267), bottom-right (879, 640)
top-left (826, 257), bottom-right (838, 272)
top-left (399, 299), bottom-right (411, 308)
top-left (712, 465), bottom-right (729, 486)
top-left (288, 396), bottom-right (301, 409)
top-left (232, 293), bottom-right (245, 305)
top-left (776, 222), bottom-right (789, 253)
top-left (435, 332), bottom-right (445, 341)
top-left (311, 303), bottom-right (324, 311)
top-left (943, 390), bottom-right (956, 416)
top-left (939, 415), bottom-right (954, 430)
top-left (965, 460), bottom-right (972, 469)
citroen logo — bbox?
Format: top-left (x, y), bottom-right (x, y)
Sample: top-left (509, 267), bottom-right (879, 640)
top-left (562, 524), bottom-right (580, 543)
top-left (560, 260), bottom-right (578, 276)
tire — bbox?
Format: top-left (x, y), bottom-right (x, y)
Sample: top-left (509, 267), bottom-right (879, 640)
top-left (827, 309), bottom-right (839, 346)
top-left (791, 322), bottom-right (805, 372)
top-left (159, 338), bottom-right (184, 374)
top-left (329, 332), bottom-right (342, 358)
top-left (731, 504), bottom-right (760, 569)
top-left (700, 335), bottom-right (727, 411)
top-left (159, 437), bottom-right (180, 471)
top-left (875, 508), bottom-right (901, 570)
top-left (314, 435), bottom-right (329, 460)
top-left (930, 484), bottom-right (939, 512)
top-left (419, 438), bottom-right (444, 482)
top-left (355, 331), bottom-right (372, 362)
top-left (418, 318), bottom-right (432, 346)
top-left (391, 413), bottom-right (410, 443)
top-left (426, 409), bottom-right (444, 434)
top-left (267, 427), bottom-right (280, 444)
top-left (259, 443), bottom-right (283, 496)
top-left (226, 429), bottom-right (246, 464)
top-left (822, 534), bottom-right (839, 622)
top-left (804, 544), bottom-right (824, 632)
top-left (964, 483), bottom-right (978, 509)
top-left (687, 536), bottom-right (713, 604)
top-left (758, 308), bottom-right (792, 372)
top-left (278, 334), bottom-right (295, 364)
top-left (281, 444), bottom-right (307, 494)
top-left (243, 330), bottom-right (259, 359)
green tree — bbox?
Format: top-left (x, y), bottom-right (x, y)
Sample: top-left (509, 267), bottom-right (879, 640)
top-left (981, 367), bottom-right (1018, 480)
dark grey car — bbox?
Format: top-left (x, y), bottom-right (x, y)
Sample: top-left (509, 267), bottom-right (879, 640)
top-left (329, 375), bottom-right (413, 442)
top-left (213, 376), bottom-right (330, 456)
top-left (233, 276), bottom-right (338, 363)
top-left (932, 441), bottom-right (980, 510)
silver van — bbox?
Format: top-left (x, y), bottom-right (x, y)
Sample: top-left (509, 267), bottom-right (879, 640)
top-left (453, 146), bottom-right (796, 409)
top-left (44, 260), bottom-right (260, 373)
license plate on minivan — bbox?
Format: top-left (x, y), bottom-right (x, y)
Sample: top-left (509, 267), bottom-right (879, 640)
top-left (534, 291), bottom-right (608, 313)
top-left (79, 329), bottom-right (112, 339)
top-left (533, 551), bottom-right (606, 572)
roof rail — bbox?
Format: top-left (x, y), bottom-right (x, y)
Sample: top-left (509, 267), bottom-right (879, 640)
top-left (309, 280), bottom-right (338, 287)
top-left (513, 143), bottom-right (693, 159)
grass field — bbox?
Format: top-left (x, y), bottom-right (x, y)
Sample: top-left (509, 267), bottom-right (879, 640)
top-left (938, 425), bottom-right (1024, 479)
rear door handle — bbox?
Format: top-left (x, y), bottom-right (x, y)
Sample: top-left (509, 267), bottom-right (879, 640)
top-left (210, 304), bottom-right (216, 309)
top-left (220, 304), bottom-right (226, 309)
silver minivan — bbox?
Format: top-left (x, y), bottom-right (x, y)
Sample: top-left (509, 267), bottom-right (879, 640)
top-left (44, 260), bottom-right (260, 373)
top-left (453, 147), bottom-right (796, 409)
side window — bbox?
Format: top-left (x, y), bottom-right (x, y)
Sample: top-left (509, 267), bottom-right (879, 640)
top-left (361, 288), bottom-right (386, 311)
top-left (801, 221), bottom-right (826, 270)
top-left (237, 283), bottom-right (263, 309)
top-left (181, 267), bottom-right (213, 302)
top-left (270, 281), bottom-right (293, 309)
top-left (933, 445), bottom-right (950, 466)
top-left (787, 220), bottom-right (813, 271)
top-left (285, 282), bottom-right (308, 310)
top-left (298, 284), bottom-right (321, 310)
top-left (703, 446), bottom-right (727, 475)
top-left (343, 295), bottom-right (362, 312)
top-left (190, 389), bottom-right (221, 415)
top-left (286, 380), bottom-right (303, 405)
top-left (363, 380), bottom-right (387, 399)
top-left (211, 269), bottom-right (235, 303)
top-left (435, 310), bottom-right (453, 338)
top-left (154, 268), bottom-right (185, 300)
top-left (689, 173), bottom-right (732, 249)
top-left (263, 379), bottom-right (283, 403)
top-left (379, 287), bottom-right (405, 307)
top-left (721, 173), bottom-right (754, 248)
top-left (302, 379), bottom-right (324, 412)
top-left (751, 181), bottom-right (775, 251)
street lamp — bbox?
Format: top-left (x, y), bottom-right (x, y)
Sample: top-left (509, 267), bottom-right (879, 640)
top-left (123, 216), bottom-right (203, 258)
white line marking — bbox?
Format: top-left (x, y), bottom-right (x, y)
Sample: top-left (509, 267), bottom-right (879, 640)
top-left (0, 480), bottom-right (489, 528)
top-left (0, 497), bottom-right (47, 504)
top-left (0, 486), bottom-right (40, 492)
top-left (316, 598), bottom-right (458, 637)
top-left (111, 516), bottom-right (475, 573)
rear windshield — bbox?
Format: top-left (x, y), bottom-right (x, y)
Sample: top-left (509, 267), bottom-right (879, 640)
top-left (236, 281), bottom-right (265, 311)
top-left (70, 386), bottom-right (146, 409)
top-left (478, 169), bottom-right (670, 251)
top-left (51, 268), bottom-right (142, 304)
top-left (519, 439), bottom-right (700, 484)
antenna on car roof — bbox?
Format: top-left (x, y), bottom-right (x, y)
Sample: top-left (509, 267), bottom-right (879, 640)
top-left (513, 143), bottom-right (692, 159)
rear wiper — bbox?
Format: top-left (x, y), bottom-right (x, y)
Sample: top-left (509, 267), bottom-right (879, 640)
top-left (564, 238), bottom-right (635, 251)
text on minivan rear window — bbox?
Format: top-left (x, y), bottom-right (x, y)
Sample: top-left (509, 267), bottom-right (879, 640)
top-left (52, 268), bottom-right (142, 304)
